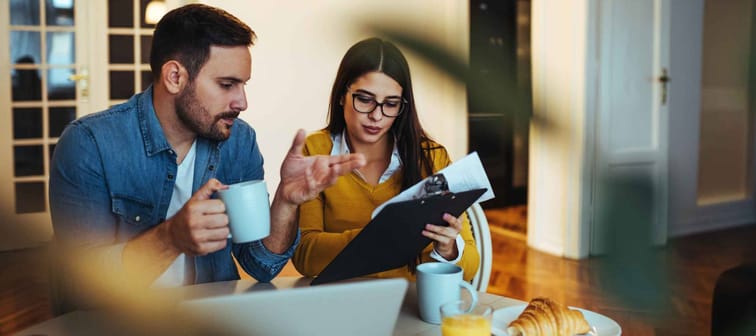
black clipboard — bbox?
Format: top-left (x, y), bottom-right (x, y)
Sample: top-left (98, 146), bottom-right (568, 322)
top-left (310, 187), bottom-right (487, 285)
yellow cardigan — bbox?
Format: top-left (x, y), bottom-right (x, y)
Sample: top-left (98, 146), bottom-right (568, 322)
top-left (293, 130), bottom-right (480, 281)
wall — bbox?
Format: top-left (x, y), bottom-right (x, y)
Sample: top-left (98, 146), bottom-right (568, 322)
top-left (667, 0), bottom-right (704, 236)
top-left (201, 0), bottom-right (469, 192)
top-left (697, 0), bottom-right (753, 204)
top-left (529, 0), bottom-right (593, 258)
top-left (529, 0), bottom-right (755, 258)
top-left (668, 0), bottom-right (756, 236)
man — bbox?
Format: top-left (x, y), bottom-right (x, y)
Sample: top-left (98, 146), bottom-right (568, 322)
top-left (49, 4), bottom-right (364, 310)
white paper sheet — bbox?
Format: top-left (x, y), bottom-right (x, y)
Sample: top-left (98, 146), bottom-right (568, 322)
top-left (371, 152), bottom-right (495, 219)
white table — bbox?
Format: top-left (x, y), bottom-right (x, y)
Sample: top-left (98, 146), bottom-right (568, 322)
top-left (14, 277), bottom-right (524, 336)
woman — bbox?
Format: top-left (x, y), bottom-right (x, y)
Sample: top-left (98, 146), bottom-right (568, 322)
top-left (292, 38), bottom-right (479, 281)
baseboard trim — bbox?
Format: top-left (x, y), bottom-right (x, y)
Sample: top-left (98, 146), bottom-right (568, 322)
top-left (527, 238), bottom-right (564, 257)
top-left (670, 207), bottom-right (756, 237)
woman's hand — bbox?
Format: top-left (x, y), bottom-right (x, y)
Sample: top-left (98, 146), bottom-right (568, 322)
top-left (422, 213), bottom-right (462, 260)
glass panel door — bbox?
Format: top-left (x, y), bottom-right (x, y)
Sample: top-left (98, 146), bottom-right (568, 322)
top-left (1, 0), bottom-right (171, 250)
top-left (107, 0), bottom-right (157, 105)
top-left (0, 0), bottom-right (89, 250)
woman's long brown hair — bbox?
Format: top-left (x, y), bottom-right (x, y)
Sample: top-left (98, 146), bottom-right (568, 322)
top-left (324, 38), bottom-right (438, 191)
top-left (324, 38), bottom-right (441, 273)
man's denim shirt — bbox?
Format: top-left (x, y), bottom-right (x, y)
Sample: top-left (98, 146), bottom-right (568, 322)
top-left (50, 87), bottom-right (298, 285)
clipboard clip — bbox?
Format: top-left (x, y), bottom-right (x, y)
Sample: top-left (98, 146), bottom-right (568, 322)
top-left (422, 174), bottom-right (451, 199)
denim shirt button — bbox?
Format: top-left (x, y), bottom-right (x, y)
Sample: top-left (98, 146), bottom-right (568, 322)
top-left (135, 215), bottom-right (141, 222)
top-left (167, 174), bottom-right (174, 180)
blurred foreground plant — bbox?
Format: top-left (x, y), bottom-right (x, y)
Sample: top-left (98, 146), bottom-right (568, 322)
top-left (371, 21), bottom-right (674, 325)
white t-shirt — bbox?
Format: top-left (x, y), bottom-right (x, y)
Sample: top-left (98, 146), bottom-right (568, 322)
top-left (152, 140), bottom-right (197, 287)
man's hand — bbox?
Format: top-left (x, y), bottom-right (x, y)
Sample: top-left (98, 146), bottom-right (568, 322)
top-left (278, 129), bottom-right (366, 205)
top-left (162, 178), bottom-right (230, 256)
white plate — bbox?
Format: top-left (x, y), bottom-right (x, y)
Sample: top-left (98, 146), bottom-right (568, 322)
top-left (491, 304), bottom-right (622, 336)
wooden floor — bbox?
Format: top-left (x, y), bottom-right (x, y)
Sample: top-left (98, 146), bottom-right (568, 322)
top-left (1, 214), bottom-right (755, 335)
top-left (0, 245), bottom-right (52, 335)
top-left (485, 219), bottom-right (756, 335)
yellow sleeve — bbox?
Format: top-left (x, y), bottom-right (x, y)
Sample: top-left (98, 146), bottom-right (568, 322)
top-left (418, 144), bottom-right (481, 282)
top-left (457, 213), bottom-right (481, 282)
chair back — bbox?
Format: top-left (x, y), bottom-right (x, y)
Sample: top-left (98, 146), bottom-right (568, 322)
top-left (467, 203), bottom-right (492, 292)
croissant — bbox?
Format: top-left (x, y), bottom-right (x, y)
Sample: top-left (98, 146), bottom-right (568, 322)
top-left (506, 297), bottom-right (592, 336)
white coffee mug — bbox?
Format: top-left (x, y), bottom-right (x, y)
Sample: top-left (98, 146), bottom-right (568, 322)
top-left (217, 180), bottom-right (270, 243)
top-left (416, 262), bottom-right (478, 324)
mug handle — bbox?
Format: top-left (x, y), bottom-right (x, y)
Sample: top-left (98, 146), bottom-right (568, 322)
top-left (458, 280), bottom-right (478, 312)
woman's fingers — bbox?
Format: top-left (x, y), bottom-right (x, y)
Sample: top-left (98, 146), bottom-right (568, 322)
top-left (422, 223), bottom-right (457, 244)
top-left (442, 213), bottom-right (463, 231)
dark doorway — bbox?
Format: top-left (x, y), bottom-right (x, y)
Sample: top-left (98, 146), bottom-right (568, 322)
top-left (468, 0), bottom-right (531, 209)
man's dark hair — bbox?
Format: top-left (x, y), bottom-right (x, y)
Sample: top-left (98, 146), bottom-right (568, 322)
top-left (150, 4), bottom-right (256, 81)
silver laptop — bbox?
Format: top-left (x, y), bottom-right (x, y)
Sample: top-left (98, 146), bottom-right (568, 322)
top-left (179, 278), bottom-right (408, 336)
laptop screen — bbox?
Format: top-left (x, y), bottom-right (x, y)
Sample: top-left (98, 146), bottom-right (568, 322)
top-left (179, 278), bottom-right (408, 336)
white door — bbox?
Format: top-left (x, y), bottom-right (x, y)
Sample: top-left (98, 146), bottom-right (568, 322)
top-left (0, 0), bottom-right (156, 251)
top-left (592, 0), bottom-right (670, 254)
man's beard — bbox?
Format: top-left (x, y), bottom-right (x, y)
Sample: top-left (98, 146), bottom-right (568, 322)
top-left (175, 83), bottom-right (239, 141)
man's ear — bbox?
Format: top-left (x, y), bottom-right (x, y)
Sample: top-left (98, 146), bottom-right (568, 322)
top-left (160, 60), bottom-right (188, 94)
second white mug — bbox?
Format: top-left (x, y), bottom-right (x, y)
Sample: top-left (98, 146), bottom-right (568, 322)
top-left (416, 262), bottom-right (478, 324)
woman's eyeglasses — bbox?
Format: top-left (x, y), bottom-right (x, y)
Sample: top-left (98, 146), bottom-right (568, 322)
top-left (350, 92), bottom-right (407, 118)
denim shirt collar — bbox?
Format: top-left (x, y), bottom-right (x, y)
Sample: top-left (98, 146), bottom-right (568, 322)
top-left (137, 86), bottom-right (174, 156)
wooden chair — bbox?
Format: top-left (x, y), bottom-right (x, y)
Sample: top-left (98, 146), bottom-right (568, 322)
top-left (467, 203), bottom-right (492, 292)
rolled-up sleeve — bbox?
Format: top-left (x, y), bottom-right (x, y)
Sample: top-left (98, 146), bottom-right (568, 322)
top-left (232, 231), bottom-right (300, 282)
